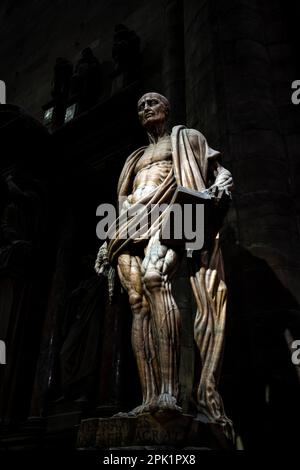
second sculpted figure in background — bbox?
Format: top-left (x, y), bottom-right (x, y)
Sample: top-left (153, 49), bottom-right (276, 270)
top-left (96, 92), bottom-right (233, 431)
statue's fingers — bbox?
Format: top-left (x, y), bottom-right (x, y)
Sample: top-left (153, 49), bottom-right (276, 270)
top-left (218, 177), bottom-right (232, 188)
top-left (218, 179), bottom-right (233, 190)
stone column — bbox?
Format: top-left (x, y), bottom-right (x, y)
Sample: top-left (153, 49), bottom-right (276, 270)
top-left (210, 0), bottom-right (300, 300)
top-left (162, 0), bottom-right (186, 126)
top-left (209, 0), bottom-right (300, 448)
top-left (183, 0), bottom-right (220, 143)
top-left (29, 212), bottom-right (74, 418)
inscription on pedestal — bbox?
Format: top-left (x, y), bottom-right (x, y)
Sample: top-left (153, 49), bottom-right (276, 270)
top-left (96, 417), bottom-right (133, 448)
top-left (78, 411), bottom-right (232, 450)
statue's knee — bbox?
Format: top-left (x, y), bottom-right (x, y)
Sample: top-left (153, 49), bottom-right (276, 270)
top-left (128, 290), bottom-right (142, 309)
top-left (143, 268), bottom-right (163, 291)
top-left (129, 291), bottom-right (150, 317)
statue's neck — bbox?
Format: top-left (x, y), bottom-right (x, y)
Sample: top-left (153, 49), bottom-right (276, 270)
top-left (147, 126), bottom-right (168, 144)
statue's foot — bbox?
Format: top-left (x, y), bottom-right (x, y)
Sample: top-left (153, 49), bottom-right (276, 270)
top-left (127, 399), bottom-right (159, 416)
top-left (113, 411), bottom-right (130, 417)
top-left (127, 404), bottom-right (149, 416)
top-left (114, 395), bottom-right (182, 417)
top-left (157, 393), bottom-right (182, 412)
top-left (114, 401), bottom-right (156, 418)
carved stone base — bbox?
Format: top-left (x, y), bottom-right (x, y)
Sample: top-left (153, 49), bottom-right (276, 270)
top-left (77, 411), bottom-right (233, 450)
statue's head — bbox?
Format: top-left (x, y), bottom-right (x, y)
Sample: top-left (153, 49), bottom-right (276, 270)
top-left (137, 92), bottom-right (170, 129)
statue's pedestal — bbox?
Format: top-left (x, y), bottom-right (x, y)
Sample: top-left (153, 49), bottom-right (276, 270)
top-left (77, 411), bottom-right (233, 450)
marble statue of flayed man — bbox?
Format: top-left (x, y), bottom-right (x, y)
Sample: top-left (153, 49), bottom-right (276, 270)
top-left (95, 92), bottom-right (233, 433)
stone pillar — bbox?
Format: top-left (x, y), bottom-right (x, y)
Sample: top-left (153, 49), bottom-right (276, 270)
top-left (96, 286), bottom-right (135, 416)
top-left (209, 0), bottom-right (300, 448)
top-left (29, 212), bottom-right (74, 418)
top-left (162, 0), bottom-right (186, 126)
top-left (183, 0), bottom-right (220, 143)
top-left (172, 259), bottom-right (195, 413)
top-left (211, 0), bottom-right (300, 300)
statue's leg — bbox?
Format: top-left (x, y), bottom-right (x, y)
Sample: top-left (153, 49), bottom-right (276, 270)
top-left (142, 234), bottom-right (182, 411)
top-left (117, 251), bottom-right (159, 414)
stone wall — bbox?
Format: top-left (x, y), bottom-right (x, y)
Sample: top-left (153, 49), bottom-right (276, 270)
top-left (0, 0), bottom-right (164, 120)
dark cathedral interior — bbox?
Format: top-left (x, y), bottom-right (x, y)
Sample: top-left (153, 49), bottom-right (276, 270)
top-left (0, 0), bottom-right (300, 453)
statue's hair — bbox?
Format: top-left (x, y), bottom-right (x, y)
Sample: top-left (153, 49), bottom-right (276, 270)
top-left (138, 92), bottom-right (170, 114)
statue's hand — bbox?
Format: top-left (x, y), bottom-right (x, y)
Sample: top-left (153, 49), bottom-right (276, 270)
top-left (95, 241), bottom-right (110, 276)
top-left (207, 169), bottom-right (233, 199)
top-left (95, 241), bottom-right (116, 303)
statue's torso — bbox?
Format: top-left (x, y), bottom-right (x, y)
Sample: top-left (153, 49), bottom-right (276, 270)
top-left (130, 135), bottom-right (172, 204)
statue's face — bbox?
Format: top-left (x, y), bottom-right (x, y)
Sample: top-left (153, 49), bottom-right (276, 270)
top-left (138, 93), bottom-right (168, 128)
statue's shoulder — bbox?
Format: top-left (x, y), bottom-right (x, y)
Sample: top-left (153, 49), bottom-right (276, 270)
top-left (171, 126), bottom-right (220, 162)
top-left (172, 125), bottom-right (206, 147)
top-left (125, 146), bottom-right (146, 162)
top-left (187, 127), bottom-right (205, 141)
